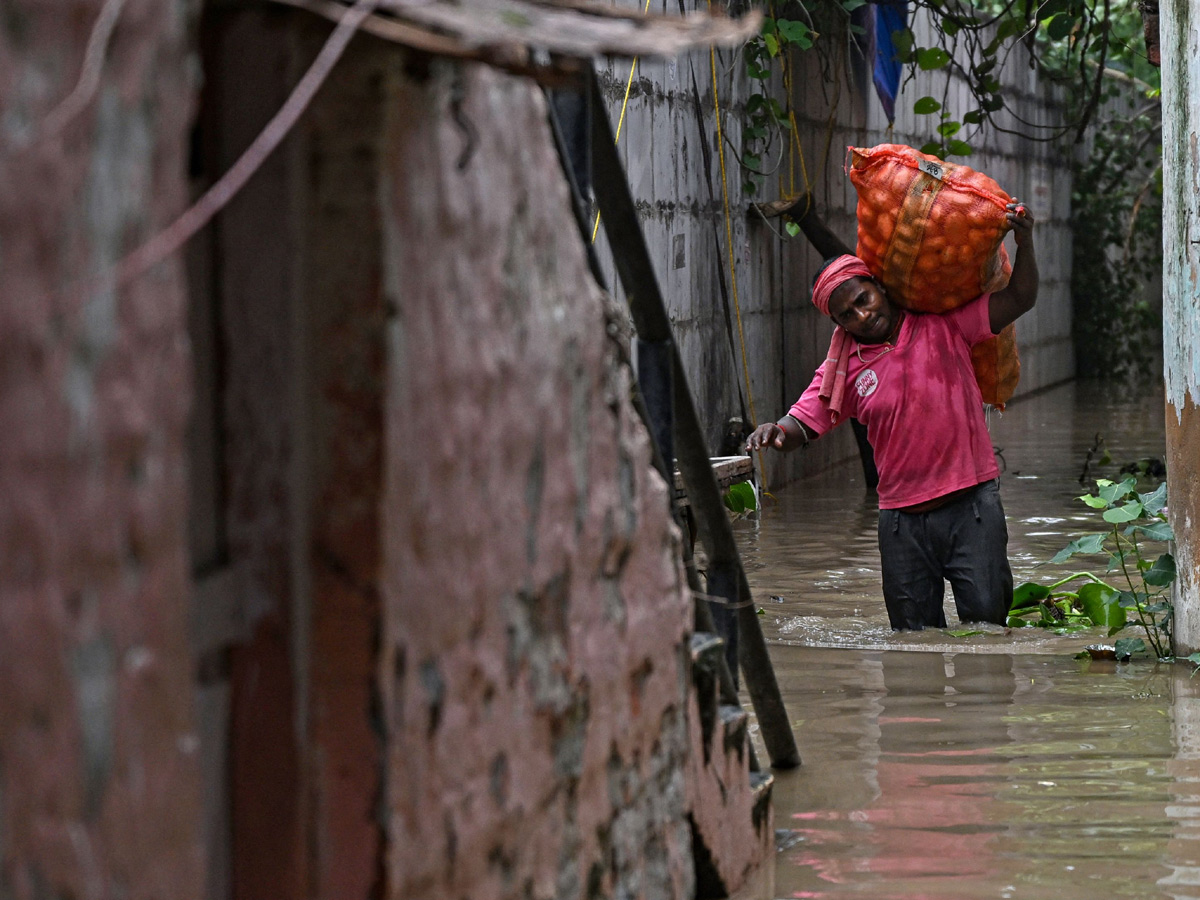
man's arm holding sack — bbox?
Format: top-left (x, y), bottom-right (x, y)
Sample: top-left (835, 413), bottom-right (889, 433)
top-left (988, 201), bottom-right (1039, 333)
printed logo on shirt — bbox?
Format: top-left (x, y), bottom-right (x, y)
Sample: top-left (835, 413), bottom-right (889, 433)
top-left (855, 368), bottom-right (879, 398)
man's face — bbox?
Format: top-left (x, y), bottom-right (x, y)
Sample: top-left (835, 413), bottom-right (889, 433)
top-left (827, 276), bottom-right (900, 344)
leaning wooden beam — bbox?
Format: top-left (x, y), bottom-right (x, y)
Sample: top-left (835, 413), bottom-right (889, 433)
top-left (586, 73), bottom-right (801, 771)
top-left (270, 0), bottom-right (760, 74)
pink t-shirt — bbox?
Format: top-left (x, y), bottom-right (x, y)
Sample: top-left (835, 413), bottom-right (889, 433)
top-left (789, 294), bottom-right (1000, 509)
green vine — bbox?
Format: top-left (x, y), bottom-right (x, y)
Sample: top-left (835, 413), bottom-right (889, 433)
top-left (740, 12), bottom-right (812, 196)
top-left (1011, 475), bottom-right (1174, 661)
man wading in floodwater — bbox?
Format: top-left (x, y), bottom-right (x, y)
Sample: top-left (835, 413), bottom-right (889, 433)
top-left (746, 196), bottom-right (1038, 631)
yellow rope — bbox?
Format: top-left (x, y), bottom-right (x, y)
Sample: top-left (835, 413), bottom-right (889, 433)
top-left (591, 0), bottom-right (652, 243)
top-left (709, 44), bottom-right (774, 494)
top-left (778, 44), bottom-right (812, 212)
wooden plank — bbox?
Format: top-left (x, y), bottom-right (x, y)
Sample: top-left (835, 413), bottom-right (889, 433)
top-left (673, 455), bottom-right (753, 493)
top-left (381, 0), bottom-right (760, 57)
top-left (271, 0), bottom-right (760, 74)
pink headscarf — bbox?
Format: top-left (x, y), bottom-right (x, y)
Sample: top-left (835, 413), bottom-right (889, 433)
top-left (812, 255), bottom-right (875, 424)
top-left (812, 254), bottom-right (874, 316)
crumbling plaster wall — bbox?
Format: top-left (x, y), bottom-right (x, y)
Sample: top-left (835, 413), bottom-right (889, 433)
top-left (1160, 0), bottom-right (1200, 654)
top-left (381, 58), bottom-right (706, 900)
top-left (0, 0), bottom-right (205, 895)
top-left (596, 2), bottom-right (1073, 491)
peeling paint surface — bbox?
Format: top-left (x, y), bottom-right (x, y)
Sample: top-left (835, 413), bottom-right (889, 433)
top-left (1161, 1), bottom-right (1200, 651)
top-left (1161, 0), bottom-right (1200, 410)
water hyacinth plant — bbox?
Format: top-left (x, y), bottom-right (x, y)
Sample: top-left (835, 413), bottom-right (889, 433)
top-left (1009, 477), bottom-right (1174, 661)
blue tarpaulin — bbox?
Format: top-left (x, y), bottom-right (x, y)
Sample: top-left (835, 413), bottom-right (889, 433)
top-left (869, 0), bottom-right (909, 124)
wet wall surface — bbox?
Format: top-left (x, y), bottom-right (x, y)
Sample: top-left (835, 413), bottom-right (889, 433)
top-left (734, 380), bottom-right (1200, 898)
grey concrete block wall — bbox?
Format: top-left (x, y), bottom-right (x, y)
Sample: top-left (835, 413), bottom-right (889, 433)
top-left (595, 3), bottom-right (1075, 490)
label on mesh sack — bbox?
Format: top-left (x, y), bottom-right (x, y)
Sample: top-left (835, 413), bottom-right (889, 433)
top-left (917, 158), bottom-right (944, 180)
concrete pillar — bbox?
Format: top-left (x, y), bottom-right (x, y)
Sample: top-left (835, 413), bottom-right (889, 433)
top-left (1160, 0), bottom-right (1200, 654)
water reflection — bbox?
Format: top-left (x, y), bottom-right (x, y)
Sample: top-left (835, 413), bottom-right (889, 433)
top-left (733, 380), bottom-right (1200, 898)
top-left (770, 647), bottom-right (1179, 899)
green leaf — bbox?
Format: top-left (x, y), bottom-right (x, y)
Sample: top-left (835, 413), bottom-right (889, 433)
top-left (785, 221), bottom-right (801, 237)
top-left (996, 14), bottom-right (1026, 42)
top-left (1046, 13), bottom-right (1077, 41)
top-left (1114, 637), bottom-right (1145, 659)
top-left (1078, 582), bottom-right (1125, 629)
top-left (917, 47), bottom-right (952, 70)
top-left (1117, 590), bottom-right (1141, 609)
top-left (1078, 493), bottom-right (1109, 509)
top-left (777, 19), bottom-right (813, 49)
top-left (723, 490), bottom-right (745, 514)
top-left (1140, 481), bottom-right (1168, 514)
top-left (946, 629), bottom-right (985, 637)
top-left (946, 140), bottom-right (973, 157)
top-left (841, 0), bottom-right (869, 11)
top-left (764, 33), bottom-right (779, 57)
top-left (892, 28), bottom-right (915, 59)
top-left (942, 17), bottom-right (960, 37)
top-left (913, 96), bottom-right (942, 115)
top-left (1144, 553), bottom-right (1176, 587)
top-left (1132, 521), bottom-right (1174, 541)
top-left (1050, 532), bottom-right (1107, 563)
top-left (919, 142), bottom-right (944, 157)
top-left (1011, 582), bottom-right (1051, 611)
top-left (983, 95), bottom-right (1005, 112)
top-left (963, 110), bottom-right (985, 124)
top-left (1039, 0), bottom-right (1072, 18)
top-left (938, 121), bottom-right (962, 137)
top-left (1103, 501), bottom-right (1144, 524)
top-left (1099, 477), bottom-right (1137, 505)
top-left (727, 481), bottom-right (757, 513)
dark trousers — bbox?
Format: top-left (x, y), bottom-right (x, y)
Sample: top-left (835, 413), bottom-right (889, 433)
top-left (877, 479), bottom-right (1012, 630)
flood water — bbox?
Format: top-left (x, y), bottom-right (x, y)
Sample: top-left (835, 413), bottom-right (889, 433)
top-left (732, 379), bottom-right (1200, 899)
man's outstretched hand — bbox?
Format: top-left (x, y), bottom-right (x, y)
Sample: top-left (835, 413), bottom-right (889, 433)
top-left (746, 422), bottom-right (789, 453)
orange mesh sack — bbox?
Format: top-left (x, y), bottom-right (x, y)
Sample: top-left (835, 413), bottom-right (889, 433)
top-left (849, 143), bottom-right (1020, 408)
top-left (971, 323), bottom-right (1020, 409)
top-left (848, 144), bottom-right (1012, 313)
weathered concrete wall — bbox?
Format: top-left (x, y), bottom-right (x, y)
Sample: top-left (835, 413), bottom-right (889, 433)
top-left (0, 0), bottom-right (206, 895)
top-left (1160, 0), bottom-right (1200, 654)
top-left (2, 4), bottom-right (773, 896)
top-left (596, 3), bottom-right (1074, 490)
top-left (379, 58), bottom-right (710, 900)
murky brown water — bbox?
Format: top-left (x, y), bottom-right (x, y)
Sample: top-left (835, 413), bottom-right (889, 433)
top-left (732, 380), bottom-right (1200, 899)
